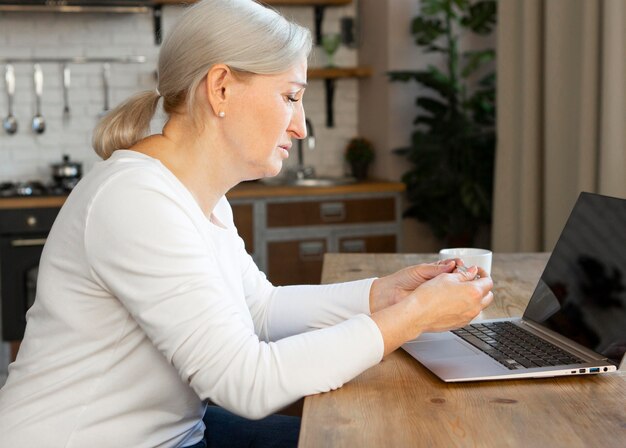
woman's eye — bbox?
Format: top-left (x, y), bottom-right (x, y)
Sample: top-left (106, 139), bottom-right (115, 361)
top-left (287, 96), bottom-right (299, 103)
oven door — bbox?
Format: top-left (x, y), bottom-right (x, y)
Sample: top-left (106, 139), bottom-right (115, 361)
top-left (0, 235), bottom-right (46, 340)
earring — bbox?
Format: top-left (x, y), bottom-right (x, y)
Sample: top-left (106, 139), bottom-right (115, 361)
top-left (218, 111), bottom-right (225, 118)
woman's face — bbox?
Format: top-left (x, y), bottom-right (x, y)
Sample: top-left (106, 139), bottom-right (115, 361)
top-left (222, 58), bottom-right (307, 181)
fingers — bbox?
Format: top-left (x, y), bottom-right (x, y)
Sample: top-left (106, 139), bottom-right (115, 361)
top-left (413, 260), bottom-right (456, 279)
top-left (431, 259), bottom-right (456, 272)
top-left (481, 291), bottom-right (494, 308)
top-left (438, 257), bottom-right (463, 268)
top-left (455, 265), bottom-right (479, 281)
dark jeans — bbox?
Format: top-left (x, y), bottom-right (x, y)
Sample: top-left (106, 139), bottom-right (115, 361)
top-left (184, 406), bottom-right (301, 448)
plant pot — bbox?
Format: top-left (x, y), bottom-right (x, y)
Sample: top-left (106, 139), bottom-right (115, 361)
top-left (349, 161), bottom-right (370, 181)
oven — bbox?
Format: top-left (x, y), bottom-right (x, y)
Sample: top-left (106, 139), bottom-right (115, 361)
top-left (0, 207), bottom-right (60, 344)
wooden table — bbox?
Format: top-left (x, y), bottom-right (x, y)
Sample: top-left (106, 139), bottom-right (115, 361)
top-left (298, 253), bottom-right (626, 447)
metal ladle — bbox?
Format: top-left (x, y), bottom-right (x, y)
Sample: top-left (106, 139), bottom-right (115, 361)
top-left (99, 62), bottom-right (111, 118)
top-left (62, 63), bottom-right (71, 124)
top-left (31, 64), bottom-right (45, 134)
top-left (2, 64), bottom-right (18, 135)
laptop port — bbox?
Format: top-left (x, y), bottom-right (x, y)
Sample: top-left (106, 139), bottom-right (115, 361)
top-left (579, 368), bottom-right (586, 373)
top-left (589, 368), bottom-right (600, 373)
top-left (571, 370), bottom-right (576, 374)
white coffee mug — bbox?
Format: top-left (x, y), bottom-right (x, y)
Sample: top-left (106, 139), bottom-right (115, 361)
top-left (438, 248), bottom-right (492, 276)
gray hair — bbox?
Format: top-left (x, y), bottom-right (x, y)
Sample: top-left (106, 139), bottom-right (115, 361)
top-left (93, 0), bottom-right (312, 159)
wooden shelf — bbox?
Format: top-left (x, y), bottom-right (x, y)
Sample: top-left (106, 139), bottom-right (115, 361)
top-left (308, 67), bottom-right (372, 79)
top-left (152, 0), bottom-right (352, 45)
top-left (307, 67), bottom-right (372, 127)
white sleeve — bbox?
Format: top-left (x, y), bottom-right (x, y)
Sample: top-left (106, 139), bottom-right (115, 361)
top-left (241, 250), bottom-right (377, 341)
top-left (84, 174), bottom-right (384, 420)
top-left (215, 196), bottom-right (377, 341)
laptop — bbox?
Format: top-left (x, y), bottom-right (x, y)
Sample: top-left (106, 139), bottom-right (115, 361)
top-left (403, 192), bottom-right (626, 382)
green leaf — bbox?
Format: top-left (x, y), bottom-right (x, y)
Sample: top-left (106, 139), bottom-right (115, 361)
top-left (387, 70), bottom-right (420, 82)
top-left (392, 146), bottom-right (411, 156)
top-left (452, 0), bottom-right (470, 11)
top-left (478, 72), bottom-right (496, 87)
top-left (461, 49), bottom-right (495, 77)
top-left (411, 17), bottom-right (445, 46)
top-left (460, 0), bottom-right (496, 35)
top-left (416, 97), bottom-right (449, 117)
top-left (421, 0), bottom-right (447, 16)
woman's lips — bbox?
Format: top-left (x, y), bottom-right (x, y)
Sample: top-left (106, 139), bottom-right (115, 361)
top-left (278, 144), bottom-right (291, 158)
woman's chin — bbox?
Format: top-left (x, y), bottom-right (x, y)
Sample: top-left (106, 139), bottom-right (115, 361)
top-left (264, 164), bottom-right (283, 179)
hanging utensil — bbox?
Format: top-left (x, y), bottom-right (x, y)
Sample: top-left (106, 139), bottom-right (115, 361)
top-left (2, 64), bottom-right (18, 135)
top-left (31, 64), bottom-right (45, 134)
top-left (100, 62), bottom-right (111, 117)
top-left (62, 63), bottom-right (71, 124)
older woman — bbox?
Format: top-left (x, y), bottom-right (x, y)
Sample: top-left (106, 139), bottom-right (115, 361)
top-left (0, 1), bottom-right (493, 447)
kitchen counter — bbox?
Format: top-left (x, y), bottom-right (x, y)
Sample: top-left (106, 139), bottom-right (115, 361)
top-left (0, 180), bottom-right (405, 209)
top-left (228, 180), bottom-right (405, 199)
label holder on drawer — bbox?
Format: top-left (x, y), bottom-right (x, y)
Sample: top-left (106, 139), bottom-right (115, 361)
top-left (320, 202), bottom-right (346, 222)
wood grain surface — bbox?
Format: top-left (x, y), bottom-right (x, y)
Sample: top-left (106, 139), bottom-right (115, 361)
top-left (299, 253), bottom-right (626, 448)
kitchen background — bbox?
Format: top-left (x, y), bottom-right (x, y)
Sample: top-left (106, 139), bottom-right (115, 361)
top-left (0, 0), bottom-right (364, 386)
top-left (0, 0), bottom-right (493, 384)
top-left (0, 4), bottom-right (360, 181)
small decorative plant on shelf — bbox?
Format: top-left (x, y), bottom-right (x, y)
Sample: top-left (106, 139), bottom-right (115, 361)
top-left (345, 137), bottom-right (375, 180)
top-left (388, 0), bottom-right (496, 246)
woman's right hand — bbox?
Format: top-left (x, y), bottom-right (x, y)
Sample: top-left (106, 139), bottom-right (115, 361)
top-left (370, 267), bottom-right (493, 356)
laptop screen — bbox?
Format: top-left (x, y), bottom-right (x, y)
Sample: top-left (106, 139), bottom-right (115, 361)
top-left (523, 192), bottom-right (626, 365)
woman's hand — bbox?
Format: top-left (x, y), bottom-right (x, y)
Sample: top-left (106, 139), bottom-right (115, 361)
top-left (369, 259), bottom-right (460, 313)
top-left (370, 266), bottom-right (493, 356)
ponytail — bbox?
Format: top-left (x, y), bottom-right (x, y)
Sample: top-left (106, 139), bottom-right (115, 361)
top-left (92, 90), bottom-right (161, 160)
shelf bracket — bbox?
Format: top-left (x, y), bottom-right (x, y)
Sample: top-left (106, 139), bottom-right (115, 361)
top-left (314, 6), bottom-right (325, 45)
top-left (153, 5), bottom-right (163, 45)
top-left (324, 78), bottom-right (336, 128)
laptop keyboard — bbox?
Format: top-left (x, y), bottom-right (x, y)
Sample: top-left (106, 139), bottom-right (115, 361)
top-left (451, 321), bottom-right (585, 370)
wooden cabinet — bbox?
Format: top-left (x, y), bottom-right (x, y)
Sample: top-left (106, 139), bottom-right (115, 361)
top-left (229, 184), bottom-right (403, 286)
top-left (266, 197), bottom-right (395, 227)
top-left (231, 203), bottom-right (254, 253)
top-left (267, 239), bottom-right (327, 285)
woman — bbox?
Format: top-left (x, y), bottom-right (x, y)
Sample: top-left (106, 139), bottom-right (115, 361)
top-left (0, 1), bottom-right (493, 447)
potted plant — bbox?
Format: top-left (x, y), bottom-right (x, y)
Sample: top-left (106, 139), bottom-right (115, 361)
top-left (388, 0), bottom-right (496, 245)
top-left (345, 137), bottom-right (375, 180)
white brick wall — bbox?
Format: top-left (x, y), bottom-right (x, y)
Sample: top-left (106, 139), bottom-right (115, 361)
top-left (0, 3), bottom-right (359, 183)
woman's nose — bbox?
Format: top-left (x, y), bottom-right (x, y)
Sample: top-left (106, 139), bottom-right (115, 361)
top-left (289, 106), bottom-right (307, 139)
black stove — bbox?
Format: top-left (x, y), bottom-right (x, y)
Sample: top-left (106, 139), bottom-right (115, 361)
top-left (0, 181), bottom-right (69, 198)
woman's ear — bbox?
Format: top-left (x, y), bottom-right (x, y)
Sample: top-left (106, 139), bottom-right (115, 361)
top-left (205, 64), bottom-right (231, 118)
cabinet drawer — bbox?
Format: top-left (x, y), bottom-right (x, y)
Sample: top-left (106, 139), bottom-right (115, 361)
top-left (338, 235), bottom-right (397, 254)
top-left (231, 203), bottom-right (254, 254)
top-left (0, 208), bottom-right (60, 234)
top-left (267, 198), bottom-right (395, 228)
top-left (267, 239), bottom-right (326, 285)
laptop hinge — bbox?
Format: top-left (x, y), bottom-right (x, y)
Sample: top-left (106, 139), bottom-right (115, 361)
top-left (518, 318), bottom-right (607, 362)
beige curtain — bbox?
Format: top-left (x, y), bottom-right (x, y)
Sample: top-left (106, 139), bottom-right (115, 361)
top-left (492, 0), bottom-right (626, 252)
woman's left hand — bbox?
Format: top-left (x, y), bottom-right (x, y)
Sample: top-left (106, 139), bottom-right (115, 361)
top-left (368, 259), bottom-right (459, 313)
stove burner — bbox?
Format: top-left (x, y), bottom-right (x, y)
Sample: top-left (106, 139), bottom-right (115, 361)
top-left (0, 181), bottom-right (69, 198)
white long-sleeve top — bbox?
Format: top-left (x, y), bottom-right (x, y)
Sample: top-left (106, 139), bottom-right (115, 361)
top-left (0, 150), bottom-right (384, 448)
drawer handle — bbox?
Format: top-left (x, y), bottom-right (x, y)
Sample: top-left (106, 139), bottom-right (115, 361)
top-left (341, 239), bottom-right (366, 253)
top-left (26, 215), bottom-right (38, 227)
top-left (11, 238), bottom-right (47, 247)
top-left (320, 202), bottom-right (345, 222)
top-left (299, 241), bottom-right (324, 261)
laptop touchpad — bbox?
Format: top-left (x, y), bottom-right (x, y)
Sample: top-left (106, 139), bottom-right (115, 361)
top-left (412, 339), bottom-right (481, 359)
